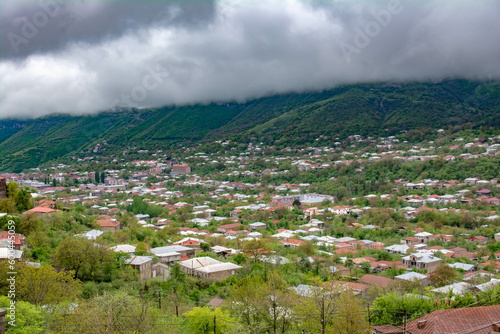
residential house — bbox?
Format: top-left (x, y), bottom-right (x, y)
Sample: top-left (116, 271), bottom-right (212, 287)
top-left (0, 247), bottom-right (23, 261)
top-left (249, 222), bottom-right (267, 231)
top-left (401, 253), bottom-right (442, 273)
top-left (279, 238), bottom-right (305, 248)
top-left (328, 205), bottom-right (350, 215)
top-left (414, 232), bottom-right (435, 244)
top-left (402, 236), bottom-right (420, 246)
top-left (97, 219), bottom-right (121, 232)
top-left (404, 305), bottom-right (500, 334)
top-left (172, 238), bottom-right (201, 248)
top-left (22, 206), bottom-right (61, 217)
top-left (394, 272), bottom-right (430, 286)
top-left (217, 223), bottom-right (242, 233)
top-left (449, 263), bottom-right (475, 272)
top-left (466, 236), bottom-right (488, 245)
top-left (385, 244), bottom-right (410, 255)
top-left (111, 244), bottom-right (136, 254)
top-left (150, 245), bottom-right (195, 264)
top-left (329, 265), bottom-right (350, 277)
top-left (35, 199), bottom-right (57, 209)
top-left (0, 231), bottom-right (26, 250)
top-left (125, 255), bottom-right (154, 280)
top-left (78, 229), bottom-right (104, 240)
top-left (229, 209), bottom-right (242, 220)
top-left (358, 274), bottom-right (395, 289)
top-left (179, 256), bottom-right (242, 280)
top-left (464, 177), bottom-right (479, 185)
top-left (171, 164), bottom-right (191, 175)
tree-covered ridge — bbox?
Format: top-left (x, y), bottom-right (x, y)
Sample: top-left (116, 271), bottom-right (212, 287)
top-left (0, 79), bottom-right (499, 172)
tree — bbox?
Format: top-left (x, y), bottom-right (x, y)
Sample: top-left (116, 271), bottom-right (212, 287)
top-left (297, 241), bottom-right (315, 257)
top-left (135, 242), bottom-right (149, 256)
top-left (182, 307), bottom-right (235, 334)
top-left (294, 278), bottom-right (343, 334)
top-left (6, 182), bottom-right (19, 198)
top-left (430, 264), bottom-right (460, 287)
top-left (200, 242), bottom-right (210, 252)
top-left (50, 291), bottom-right (168, 333)
top-left (329, 290), bottom-right (370, 334)
top-left (17, 264), bottom-right (81, 305)
top-left (0, 296), bottom-right (46, 334)
top-left (242, 238), bottom-right (269, 263)
top-left (15, 188), bottom-right (33, 213)
top-left (260, 271), bottom-right (297, 334)
top-left (0, 198), bottom-right (15, 213)
top-left (371, 291), bottom-right (437, 325)
top-left (229, 276), bottom-right (267, 333)
top-left (18, 214), bottom-right (41, 236)
top-left (53, 237), bottom-right (114, 280)
top-left (165, 262), bottom-right (188, 316)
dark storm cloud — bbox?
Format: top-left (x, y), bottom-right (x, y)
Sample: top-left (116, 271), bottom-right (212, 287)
top-left (0, 0), bottom-right (499, 119)
top-left (0, 0), bottom-right (217, 59)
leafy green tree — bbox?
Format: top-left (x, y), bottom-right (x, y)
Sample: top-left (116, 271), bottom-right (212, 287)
top-left (0, 198), bottom-right (15, 213)
top-left (182, 307), bottom-right (235, 334)
top-left (6, 182), bottom-right (19, 198)
top-left (371, 292), bottom-right (437, 325)
top-left (135, 242), bottom-right (149, 255)
top-left (0, 296), bottom-right (46, 334)
top-left (17, 264), bottom-right (81, 305)
top-left (53, 237), bottom-right (114, 280)
top-left (15, 188), bottom-right (33, 213)
top-left (229, 276), bottom-right (268, 333)
top-left (242, 238), bottom-right (269, 263)
top-left (294, 278), bottom-right (343, 334)
top-left (330, 290), bottom-right (370, 334)
top-left (232, 253), bottom-right (246, 265)
top-left (18, 214), bottom-right (41, 236)
top-left (429, 264), bottom-right (460, 287)
top-left (50, 291), bottom-right (168, 333)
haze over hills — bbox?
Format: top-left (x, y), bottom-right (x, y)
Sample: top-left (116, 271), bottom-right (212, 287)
top-left (0, 79), bottom-right (499, 173)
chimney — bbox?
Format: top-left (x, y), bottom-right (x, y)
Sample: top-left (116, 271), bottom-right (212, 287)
top-left (417, 320), bottom-right (428, 329)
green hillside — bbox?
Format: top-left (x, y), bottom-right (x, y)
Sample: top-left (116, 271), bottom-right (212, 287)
top-left (0, 79), bottom-right (498, 172)
top-left (239, 80), bottom-right (500, 144)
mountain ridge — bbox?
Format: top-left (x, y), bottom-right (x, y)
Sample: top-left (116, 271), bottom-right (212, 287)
top-left (0, 79), bottom-right (499, 172)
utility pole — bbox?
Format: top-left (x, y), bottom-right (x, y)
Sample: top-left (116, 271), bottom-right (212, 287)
top-left (322, 298), bottom-right (325, 334)
top-left (158, 290), bottom-right (161, 309)
top-left (214, 314), bottom-right (216, 334)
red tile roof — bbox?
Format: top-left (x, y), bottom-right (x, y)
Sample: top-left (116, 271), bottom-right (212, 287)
top-left (97, 219), bottom-right (120, 228)
top-left (404, 305), bottom-right (500, 334)
top-left (358, 274), bottom-right (395, 288)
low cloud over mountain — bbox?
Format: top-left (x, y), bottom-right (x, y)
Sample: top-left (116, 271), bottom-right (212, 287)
top-left (1, 0), bottom-right (499, 119)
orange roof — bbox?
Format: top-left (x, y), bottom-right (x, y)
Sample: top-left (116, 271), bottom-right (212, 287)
top-left (23, 207), bottom-right (60, 214)
top-left (97, 219), bottom-right (120, 227)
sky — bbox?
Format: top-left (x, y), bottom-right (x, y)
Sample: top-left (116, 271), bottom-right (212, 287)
top-left (0, 0), bottom-right (499, 119)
